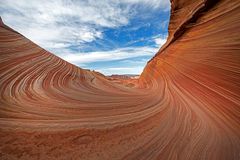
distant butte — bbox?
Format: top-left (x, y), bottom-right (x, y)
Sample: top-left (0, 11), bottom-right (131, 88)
top-left (0, 0), bottom-right (240, 159)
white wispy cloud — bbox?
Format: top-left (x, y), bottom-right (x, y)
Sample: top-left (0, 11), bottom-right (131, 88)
top-left (97, 66), bottom-right (144, 75)
top-left (121, 0), bottom-right (170, 10)
top-left (0, 0), bottom-right (169, 51)
top-left (153, 34), bottom-right (167, 47)
top-left (0, 0), bottom-right (170, 75)
top-left (61, 46), bottom-right (158, 64)
top-left (154, 37), bottom-right (167, 46)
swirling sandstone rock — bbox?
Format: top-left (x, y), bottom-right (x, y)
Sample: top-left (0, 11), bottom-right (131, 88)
top-left (0, 0), bottom-right (240, 159)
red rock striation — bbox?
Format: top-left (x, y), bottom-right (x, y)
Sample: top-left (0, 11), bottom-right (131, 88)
top-left (0, 0), bottom-right (240, 159)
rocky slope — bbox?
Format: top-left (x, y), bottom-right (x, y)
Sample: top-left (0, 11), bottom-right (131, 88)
top-left (0, 0), bottom-right (240, 159)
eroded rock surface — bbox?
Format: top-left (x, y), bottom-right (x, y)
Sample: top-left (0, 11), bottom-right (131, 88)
top-left (0, 0), bottom-right (240, 159)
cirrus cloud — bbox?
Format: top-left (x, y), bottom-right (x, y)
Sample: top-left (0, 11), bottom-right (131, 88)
top-left (0, 0), bottom-right (170, 75)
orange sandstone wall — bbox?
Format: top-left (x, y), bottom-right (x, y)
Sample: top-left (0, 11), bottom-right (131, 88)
top-left (140, 0), bottom-right (240, 158)
top-left (0, 0), bottom-right (240, 159)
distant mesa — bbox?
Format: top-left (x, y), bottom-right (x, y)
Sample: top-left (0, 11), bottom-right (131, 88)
top-left (108, 74), bottom-right (140, 80)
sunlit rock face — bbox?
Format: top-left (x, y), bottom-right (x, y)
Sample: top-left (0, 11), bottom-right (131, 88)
top-left (0, 0), bottom-right (240, 159)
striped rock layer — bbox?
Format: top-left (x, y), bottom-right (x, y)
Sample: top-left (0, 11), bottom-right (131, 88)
top-left (0, 0), bottom-right (240, 159)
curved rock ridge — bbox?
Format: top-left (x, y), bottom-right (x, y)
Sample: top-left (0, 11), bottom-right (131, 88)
top-left (0, 17), bottom-right (3, 25)
top-left (0, 0), bottom-right (240, 159)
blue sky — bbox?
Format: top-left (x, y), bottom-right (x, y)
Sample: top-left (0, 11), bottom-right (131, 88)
top-left (0, 0), bottom-right (170, 75)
